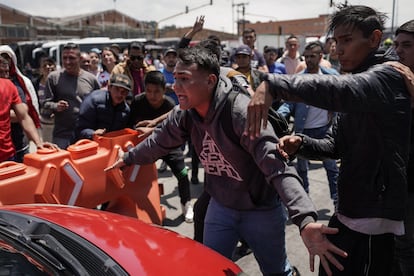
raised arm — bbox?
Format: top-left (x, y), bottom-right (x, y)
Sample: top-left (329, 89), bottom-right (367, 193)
top-left (177, 16), bottom-right (205, 49)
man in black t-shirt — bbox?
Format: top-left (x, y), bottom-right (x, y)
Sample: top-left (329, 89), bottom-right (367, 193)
top-left (129, 71), bottom-right (193, 223)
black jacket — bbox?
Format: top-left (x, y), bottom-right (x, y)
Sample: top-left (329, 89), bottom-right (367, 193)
top-left (266, 50), bottom-right (411, 221)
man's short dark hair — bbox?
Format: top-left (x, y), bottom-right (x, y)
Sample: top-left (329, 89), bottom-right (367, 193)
top-left (304, 41), bottom-right (324, 52)
top-left (177, 46), bottom-right (220, 79)
top-left (207, 35), bottom-right (221, 45)
top-left (198, 39), bottom-right (221, 61)
top-left (243, 28), bottom-right (256, 37)
top-left (286, 34), bottom-right (298, 42)
top-left (396, 20), bottom-right (414, 36)
top-left (328, 5), bottom-right (387, 38)
top-left (144, 71), bottom-right (166, 88)
top-left (325, 37), bottom-right (337, 45)
top-left (63, 42), bottom-right (80, 51)
top-left (41, 57), bottom-right (56, 65)
top-left (128, 41), bottom-right (145, 53)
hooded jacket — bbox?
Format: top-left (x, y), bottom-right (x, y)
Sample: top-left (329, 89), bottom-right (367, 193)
top-left (0, 45), bottom-right (40, 128)
top-left (265, 50), bottom-right (411, 221)
top-left (123, 75), bottom-right (317, 230)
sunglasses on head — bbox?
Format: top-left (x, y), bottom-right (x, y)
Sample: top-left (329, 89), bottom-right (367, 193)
top-left (129, 55), bottom-right (144, 61)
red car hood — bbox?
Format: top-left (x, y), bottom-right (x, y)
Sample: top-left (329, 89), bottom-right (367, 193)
top-left (0, 204), bottom-right (242, 275)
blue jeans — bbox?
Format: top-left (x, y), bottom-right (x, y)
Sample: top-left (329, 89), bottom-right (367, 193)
top-left (53, 136), bottom-right (74, 150)
top-left (204, 198), bottom-right (292, 276)
top-left (296, 125), bottom-right (338, 201)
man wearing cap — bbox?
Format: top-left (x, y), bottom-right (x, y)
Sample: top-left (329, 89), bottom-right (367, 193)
top-left (76, 74), bottom-right (131, 140)
top-left (111, 41), bottom-right (155, 99)
top-left (232, 28), bottom-right (268, 72)
top-left (234, 45), bottom-right (266, 91)
top-left (160, 47), bottom-right (178, 105)
top-left (264, 46), bottom-right (286, 74)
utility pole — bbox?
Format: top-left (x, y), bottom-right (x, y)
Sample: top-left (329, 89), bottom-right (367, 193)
top-left (232, 2), bottom-right (249, 36)
top-left (391, 0), bottom-right (397, 35)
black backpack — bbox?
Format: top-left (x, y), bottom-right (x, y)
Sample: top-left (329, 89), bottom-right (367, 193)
top-left (220, 90), bottom-right (290, 142)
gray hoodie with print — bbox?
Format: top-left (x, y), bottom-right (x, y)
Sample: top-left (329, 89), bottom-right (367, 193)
top-left (123, 75), bottom-right (317, 230)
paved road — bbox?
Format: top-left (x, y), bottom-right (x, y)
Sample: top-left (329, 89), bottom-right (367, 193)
top-left (158, 157), bottom-right (335, 276)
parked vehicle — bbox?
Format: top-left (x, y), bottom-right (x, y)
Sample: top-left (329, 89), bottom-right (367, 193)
top-left (0, 204), bottom-right (244, 275)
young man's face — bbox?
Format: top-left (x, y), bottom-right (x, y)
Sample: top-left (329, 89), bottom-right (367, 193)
top-left (164, 53), bottom-right (177, 68)
top-left (80, 53), bottom-right (91, 71)
top-left (334, 25), bottom-right (378, 72)
top-left (242, 32), bottom-right (256, 48)
top-left (145, 83), bottom-right (165, 109)
top-left (303, 47), bottom-right (322, 73)
top-left (0, 59), bottom-right (9, 79)
top-left (62, 49), bottom-right (80, 75)
top-left (286, 38), bottom-right (299, 56)
top-left (234, 54), bottom-right (251, 70)
top-left (264, 51), bottom-right (278, 65)
top-left (128, 48), bottom-right (145, 70)
top-left (173, 62), bottom-right (212, 114)
top-left (394, 32), bottom-right (414, 70)
top-left (109, 85), bottom-right (128, 106)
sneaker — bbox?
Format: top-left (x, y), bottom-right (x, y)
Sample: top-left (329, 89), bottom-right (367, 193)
top-left (158, 161), bottom-right (167, 173)
top-left (182, 202), bottom-right (194, 223)
top-left (292, 266), bottom-right (301, 276)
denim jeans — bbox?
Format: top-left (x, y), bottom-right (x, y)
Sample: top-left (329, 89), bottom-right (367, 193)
top-left (204, 198), bottom-right (292, 276)
top-left (296, 125), bottom-right (338, 201)
top-left (53, 136), bottom-right (74, 150)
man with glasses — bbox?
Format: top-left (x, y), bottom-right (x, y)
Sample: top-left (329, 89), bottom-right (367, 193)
top-left (112, 41), bottom-right (155, 102)
top-left (43, 42), bottom-right (100, 149)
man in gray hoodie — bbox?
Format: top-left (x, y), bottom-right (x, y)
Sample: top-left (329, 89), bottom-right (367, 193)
top-left (107, 46), bottom-right (347, 276)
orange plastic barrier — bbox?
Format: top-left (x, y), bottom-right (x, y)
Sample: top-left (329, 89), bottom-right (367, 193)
top-left (0, 129), bottom-right (165, 225)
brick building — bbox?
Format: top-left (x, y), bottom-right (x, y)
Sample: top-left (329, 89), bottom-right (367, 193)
top-left (244, 14), bottom-right (330, 38)
top-left (0, 3), bottom-right (155, 44)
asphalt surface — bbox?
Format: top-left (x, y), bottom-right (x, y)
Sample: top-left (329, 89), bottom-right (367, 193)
top-left (158, 156), bottom-right (335, 276)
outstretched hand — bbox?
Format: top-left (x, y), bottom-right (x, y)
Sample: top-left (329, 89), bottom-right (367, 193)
top-left (104, 148), bottom-right (126, 172)
top-left (244, 81), bottom-right (273, 139)
top-left (301, 223), bottom-right (348, 275)
top-left (277, 135), bottom-right (302, 159)
top-left (135, 119), bottom-right (157, 128)
top-left (137, 126), bottom-right (155, 138)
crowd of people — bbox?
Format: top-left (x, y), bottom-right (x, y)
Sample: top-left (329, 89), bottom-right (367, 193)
top-left (1, 4), bottom-right (414, 276)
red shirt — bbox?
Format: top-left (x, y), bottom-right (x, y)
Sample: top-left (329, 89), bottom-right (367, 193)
top-left (0, 79), bottom-right (22, 161)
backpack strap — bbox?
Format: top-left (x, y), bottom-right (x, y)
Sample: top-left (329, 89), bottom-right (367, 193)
top-left (220, 91), bottom-right (240, 145)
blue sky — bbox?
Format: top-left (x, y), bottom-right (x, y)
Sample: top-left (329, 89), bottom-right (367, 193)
top-left (1, 0), bottom-right (411, 34)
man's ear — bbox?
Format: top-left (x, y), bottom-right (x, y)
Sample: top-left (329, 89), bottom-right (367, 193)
top-left (207, 74), bottom-right (218, 88)
top-left (370, 29), bottom-right (383, 48)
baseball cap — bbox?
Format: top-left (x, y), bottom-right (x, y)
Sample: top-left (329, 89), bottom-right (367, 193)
top-left (235, 45), bottom-right (252, 56)
top-left (110, 74), bottom-right (132, 91)
top-left (90, 47), bottom-right (101, 54)
top-left (264, 46), bottom-right (278, 53)
top-left (164, 47), bottom-right (177, 56)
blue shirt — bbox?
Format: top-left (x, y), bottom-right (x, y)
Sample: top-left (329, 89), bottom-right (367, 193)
top-left (268, 62), bottom-right (287, 74)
